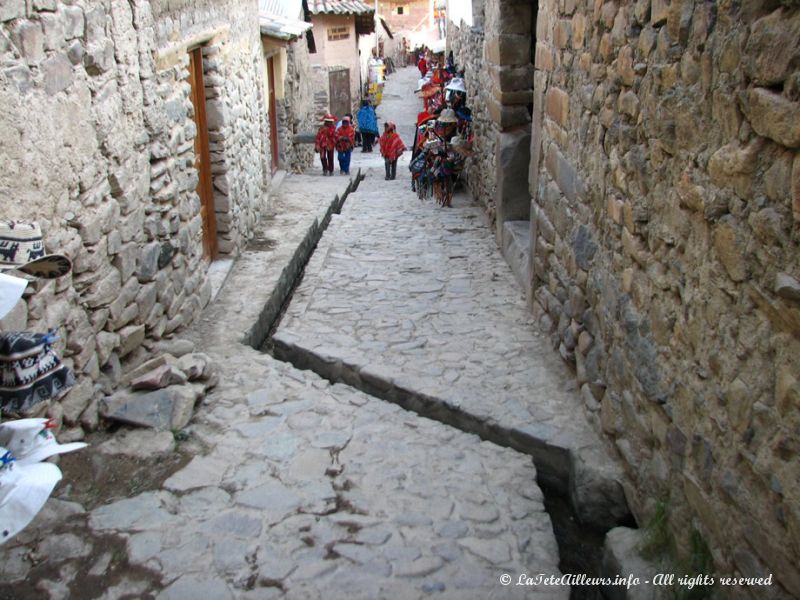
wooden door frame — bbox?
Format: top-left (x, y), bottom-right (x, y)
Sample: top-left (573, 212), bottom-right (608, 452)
top-left (188, 46), bottom-right (218, 260)
top-left (267, 56), bottom-right (280, 173)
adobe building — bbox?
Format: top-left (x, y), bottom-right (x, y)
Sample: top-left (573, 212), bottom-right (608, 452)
top-left (259, 0), bottom-right (317, 172)
top-left (307, 0), bottom-right (375, 117)
top-left (450, 0), bottom-right (800, 597)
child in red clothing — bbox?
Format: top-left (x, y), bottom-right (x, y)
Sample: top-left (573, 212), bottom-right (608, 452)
top-left (314, 114), bottom-right (336, 176)
top-left (379, 121), bottom-right (406, 180)
top-left (335, 116), bottom-right (356, 175)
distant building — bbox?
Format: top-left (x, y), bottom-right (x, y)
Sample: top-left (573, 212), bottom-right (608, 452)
top-left (259, 0), bottom-right (317, 171)
top-left (307, 0), bottom-right (375, 118)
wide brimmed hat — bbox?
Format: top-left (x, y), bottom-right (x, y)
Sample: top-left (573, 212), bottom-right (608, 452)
top-left (322, 113), bottom-right (336, 122)
top-left (0, 222), bottom-right (71, 279)
top-left (445, 77), bottom-right (466, 93)
top-left (0, 273), bottom-right (27, 320)
top-left (0, 456), bottom-right (62, 546)
top-left (0, 418), bottom-right (87, 465)
top-left (416, 111), bottom-right (436, 126)
top-left (437, 108), bottom-right (458, 123)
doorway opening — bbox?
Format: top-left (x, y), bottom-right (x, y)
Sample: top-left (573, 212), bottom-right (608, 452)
top-left (188, 45), bottom-right (218, 261)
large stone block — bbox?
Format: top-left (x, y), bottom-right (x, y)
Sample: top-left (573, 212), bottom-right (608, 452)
top-left (744, 8), bottom-right (800, 86)
top-left (118, 324), bottom-right (145, 357)
top-left (651, 0), bottom-right (668, 25)
top-left (12, 21), bottom-right (44, 65)
top-left (553, 19), bottom-right (572, 49)
top-left (545, 87), bottom-right (569, 126)
top-left (615, 45), bottom-right (635, 87)
top-left (62, 5), bottom-right (85, 39)
top-left (713, 218), bottom-right (748, 282)
top-left (601, 527), bottom-right (661, 600)
top-left (708, 138), bottom-right (762, 199)
top-left (137, 242), bottom-right (161, 282)
top-left (40, 12), bottom-right (65, 51)
top-left (492, 88), bottom-right (533, 106)
top-left (0, 0), bottom-right (24, 21)
top-left (42, 53), bottom-right (73, 95)
top-left (667, 0), bottom-right (693, 46)
top-left (490, 64), bottom-right (535, 90)
top-left (486, 34), bottom-right (533, 67)
top-left (745, 88), bottom-right (800, 148)
top-left (83, 267), bottom-right (122, 308)
top-left (572, 12), bottom-right (587, 49)
top-left (487, 97), bottom-right (531, 129)
top-left (497, 2), bottom-right (532, 34)
top-left (545, 144), bottom-right (585, 203)
top-left (495, 129), bottom-right (533, 229)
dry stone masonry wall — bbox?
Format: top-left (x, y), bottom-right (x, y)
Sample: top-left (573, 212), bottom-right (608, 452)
top-left (0, 0), bottom-right (270, 436)
top-left (530, 0), bottom-right (800, 596)
top-left (448, 20), bottom-right (498, 220)
top-left (283, 39), bottom-right (315, 172)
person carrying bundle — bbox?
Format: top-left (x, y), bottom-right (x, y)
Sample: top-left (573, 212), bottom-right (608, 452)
top-left (335, 116), bottom-right (356, 175)
top-left (379, 121), bottom-right (406, 181)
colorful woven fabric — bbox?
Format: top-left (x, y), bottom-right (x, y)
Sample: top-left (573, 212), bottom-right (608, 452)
top-left (314, 124), bottom-right (337, 152)
top-left (0, 331), bottom-right (75, 414)
top-left (379, 129), bottom-right (406, 161)
top-left (335, 124), bottom-right (356, 152)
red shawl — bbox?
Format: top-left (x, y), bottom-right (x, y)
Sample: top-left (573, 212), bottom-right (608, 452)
top-left (335, 124), bottom-right (356, 152)
top-left (379, 131), bottom-right (406, 160)
top-left (315, 124), bottom-right (336, 152)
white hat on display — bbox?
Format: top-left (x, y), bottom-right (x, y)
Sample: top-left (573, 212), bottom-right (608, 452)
top-left (445, 77), bottom-right (466, 93)
top-left (0, 448), bottom-right (62, 545)
top-left (0, 419), bottom-right (87, 465)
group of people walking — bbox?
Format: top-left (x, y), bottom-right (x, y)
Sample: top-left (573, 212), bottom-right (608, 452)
top-left (314, 113), bottom-right (355, 176)
top-left (314, 99), bottom-right (407, 180)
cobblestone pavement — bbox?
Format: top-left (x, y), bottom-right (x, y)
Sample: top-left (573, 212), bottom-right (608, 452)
top-left (274, 67), bottom-right (627, 529)
top-left (0, 69), bottom-right (575, 599)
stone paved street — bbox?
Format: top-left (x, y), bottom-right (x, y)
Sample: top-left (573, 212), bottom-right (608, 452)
top-left (274, 67), bottom-right (627, 529)
top-left (0, 68), bottom-right (620, 599)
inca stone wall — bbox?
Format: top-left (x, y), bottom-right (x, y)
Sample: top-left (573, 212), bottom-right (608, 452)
top-left (448, 20), bottom-right (498, 219)
top-left (0, 0), bottom-right (270, 434)
top-left (529, 1), bottom-right (800, 596)
top-left (283, 38), bottom-right (315, 172)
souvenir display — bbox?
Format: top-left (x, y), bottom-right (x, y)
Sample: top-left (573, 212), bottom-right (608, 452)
top-left (410, 60), bottom-right (473, 208)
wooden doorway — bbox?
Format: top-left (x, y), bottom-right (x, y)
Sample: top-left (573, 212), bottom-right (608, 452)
top-left (188, 46), bottom-right (218, 260)
top-left (267, 56), bottom-right (280, 173)
top-left (328, 68), bottom-right (351, 121)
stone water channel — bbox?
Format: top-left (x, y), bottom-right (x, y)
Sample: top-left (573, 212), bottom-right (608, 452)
top-left (259, 67), bottom-right (634, 596)
top-left (0, 68), bottom-right (633, 600)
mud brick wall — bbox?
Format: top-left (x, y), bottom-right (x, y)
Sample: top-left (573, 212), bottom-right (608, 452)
top-left (0, 0), bottom-right (270, 433)
top-left (530, 1), bottom-right (800, 596)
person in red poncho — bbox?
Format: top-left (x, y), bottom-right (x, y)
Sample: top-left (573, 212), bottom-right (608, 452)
top-left (418, 55), bottom-right (427, 78)
top-left (379, 121), bottom-right (406, 180)
top-left (335, 116), bottom-right (356, 175)
top-left (314, 114), bottom-right (336, 176)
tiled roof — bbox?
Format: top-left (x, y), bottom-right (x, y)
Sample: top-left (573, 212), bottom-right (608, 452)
top-left (308, 0), bottom-right (374, 16)
top-left (260, 14), bottom-right (313, 40)
top-left (259, 0), bottom-right (302, 19)
top-left (259, 0), bottom-right (312, 41)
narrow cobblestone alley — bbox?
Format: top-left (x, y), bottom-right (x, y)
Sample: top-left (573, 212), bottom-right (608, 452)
top-left (0, 68), bottom-right (626, 600)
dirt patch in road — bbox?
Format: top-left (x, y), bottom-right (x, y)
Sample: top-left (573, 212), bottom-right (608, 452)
top-left (54, 432), bottom-right (193, 510)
